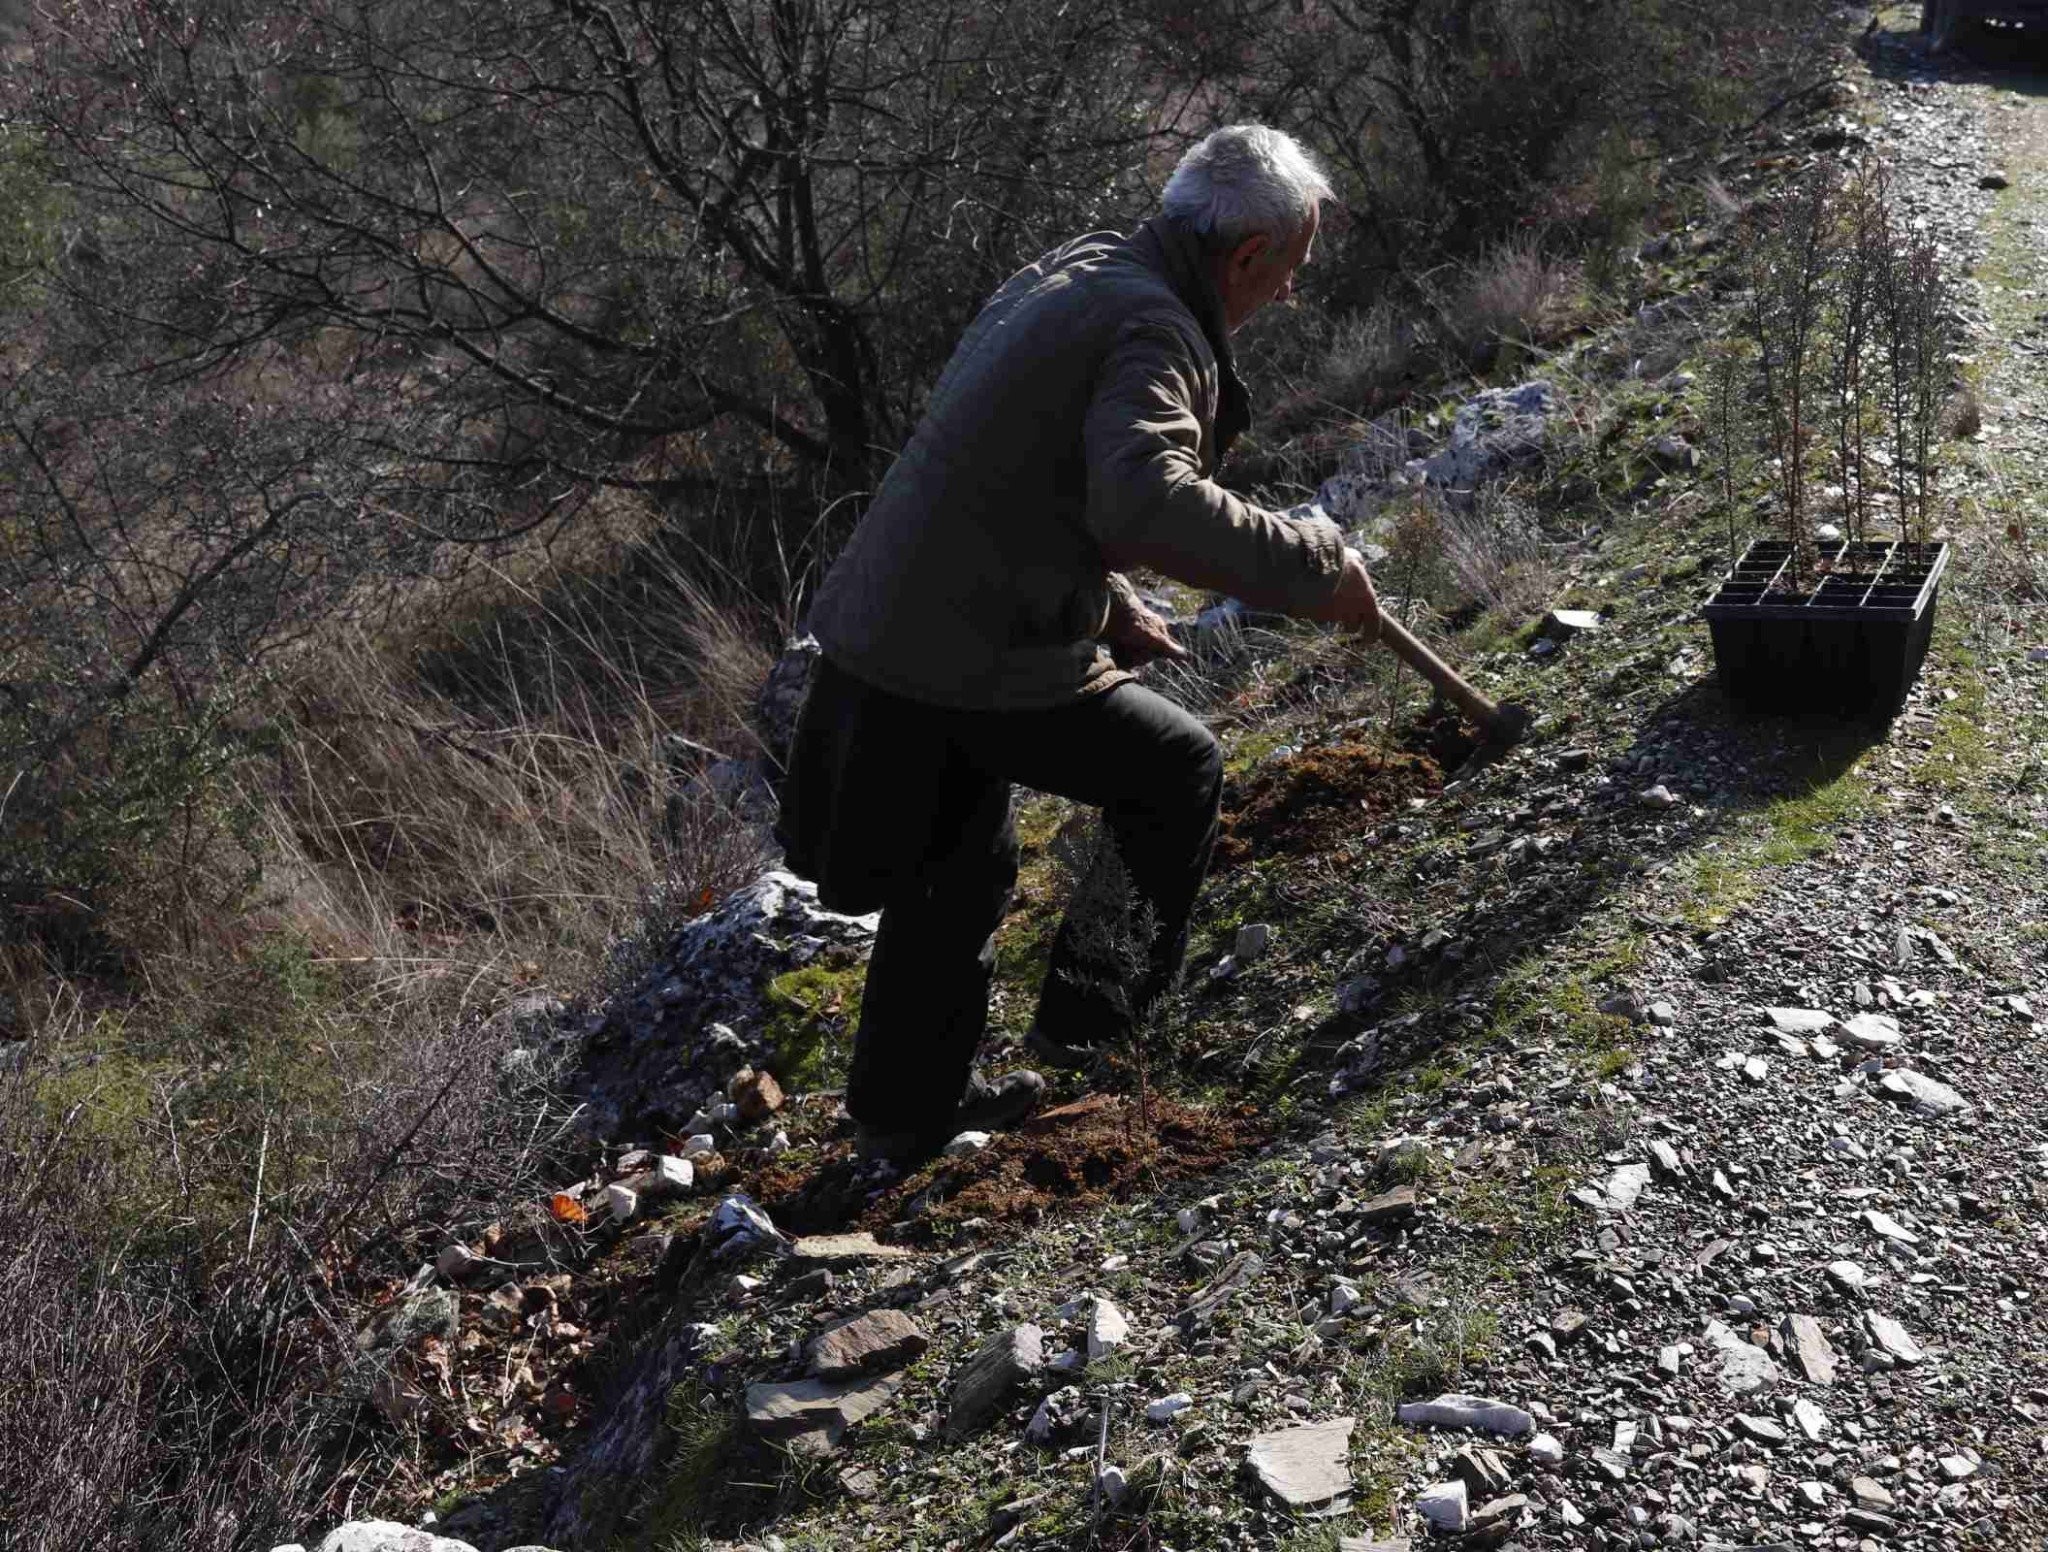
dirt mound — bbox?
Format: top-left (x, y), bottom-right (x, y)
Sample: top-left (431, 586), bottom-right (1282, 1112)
top-left (755, 1093), bottom-right (1263, 1241)
top-left (1215, 742), bottom-right (1442, 866)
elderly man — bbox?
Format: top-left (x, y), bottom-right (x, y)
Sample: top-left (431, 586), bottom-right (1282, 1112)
top-left (780, 124), bottom-right (1382, 1165)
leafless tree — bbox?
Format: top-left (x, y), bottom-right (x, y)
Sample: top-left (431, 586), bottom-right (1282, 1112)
top-left (13, 0), bottom-right (1174, 505)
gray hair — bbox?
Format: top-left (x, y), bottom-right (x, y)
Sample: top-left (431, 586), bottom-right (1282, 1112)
top-left (1162, 125), bottom-right (1333, 252)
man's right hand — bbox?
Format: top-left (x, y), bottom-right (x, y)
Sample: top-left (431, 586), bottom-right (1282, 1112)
top-left (1308, 548), bottom-right (1381, 639)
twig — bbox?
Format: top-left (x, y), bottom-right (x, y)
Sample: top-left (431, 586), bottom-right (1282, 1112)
top-left (1088, 1388), bottom-right (1114, 1527)
top-left (246, 1117), bottom-right (270, 1256)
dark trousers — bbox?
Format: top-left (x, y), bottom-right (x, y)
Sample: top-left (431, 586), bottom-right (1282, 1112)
top-left (779, 657), bottom-right (1223, 1139)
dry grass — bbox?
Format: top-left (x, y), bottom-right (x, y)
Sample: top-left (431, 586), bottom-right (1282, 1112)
top-left (0, 524), bottom-right (785, 1551)
top-left (1432, 235), bottom-right (1585, 369)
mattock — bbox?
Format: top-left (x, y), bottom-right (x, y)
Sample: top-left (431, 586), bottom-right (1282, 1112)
top-left (1369, 612), bottom-right (1534, 750)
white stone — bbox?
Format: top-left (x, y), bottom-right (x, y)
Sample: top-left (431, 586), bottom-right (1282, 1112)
top-left (1095, 1464), bottom-right (1129, 1506)
top-left (1415, 1478), bottom-right (1470, 1532)
top-left (1330, 1281), bottom-right (1364, 1316)
top-left (1793, 1398), bottom-right (1829, 1441)
top-left (648, 1155), bottom-right (695, 1197)
top-left (1234, 922), bottom-right (1274, 962)
top-left (1085, 1298), bottom-right (1130, 1360)
top-left (1703, 1319), bottom-right (1780, 1394)
top-left (1861, 1209), bottom-right (1921, 1245)
top-left (1395, 1392), bottom-right (1535, 1438)
top-left (1604, 1162), bottom-right (1652, 1210)
top-left (1640, 784), bottom-right (1679, 808)
top-left (312, 1525), bottom-right (481, 1552)
top-left (605, 1183), bottom-right (639, 1221)
top-left (1145, 1392), bottom-right (1194, 1422)
top-left (683, 1132), bottom-right (718, 1158)
top-left (943, 1130), bottom-right (992, 1157)
top-left (1528, 1432), bottom-right (1565, 1468)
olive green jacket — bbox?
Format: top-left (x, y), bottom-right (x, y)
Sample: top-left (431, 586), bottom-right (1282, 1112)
top-left (807, 214), bottom-right (1345, 710)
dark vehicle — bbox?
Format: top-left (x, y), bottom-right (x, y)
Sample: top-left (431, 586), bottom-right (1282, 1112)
top-left (1924, 0), bottom-right (2048, 51)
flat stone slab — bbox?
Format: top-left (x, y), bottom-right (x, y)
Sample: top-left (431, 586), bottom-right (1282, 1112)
top-left (1572, 1162), bottom-right (1650, 1212)
top-left (1246, 1417), bottom-right (1355, 1509)
top-left (745, 1372), bottom-right (905, 1445)
top-left (1395, 1393), bottom-right (1534, 1438)
top-left (789, 1232), bottom-right (918, 1264)
top-left (1357, 1185), bottom-right (1418, 1226)
top-left (1865, 1311), bottom-right (1928, 1365)
top-left (1860, 1210), bottom-right (1920, 1245)
top-left (1879, 1069), bottom-right (1969, 1117)
top-left (806, 1309), bottom-right (928, 1379)
top-left (1840, 1012), bottom-right (1903, 1050)
top-left (1781, 1313), bottom-right (1839, 1386)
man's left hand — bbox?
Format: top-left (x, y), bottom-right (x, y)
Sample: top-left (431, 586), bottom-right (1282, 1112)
top-left (1105, 577), bottom-right (1189, 668)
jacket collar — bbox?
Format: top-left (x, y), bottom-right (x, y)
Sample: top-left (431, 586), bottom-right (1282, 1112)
top-left (1133, 215), bottom-right (1252, 458)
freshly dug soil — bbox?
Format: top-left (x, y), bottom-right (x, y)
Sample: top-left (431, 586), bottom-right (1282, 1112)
top-left (1215, 742), bottom-right (1443, 866)
top-left (754, 1093), bottom-right (1264, 1241)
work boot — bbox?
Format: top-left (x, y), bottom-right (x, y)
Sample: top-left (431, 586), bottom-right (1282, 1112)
top-left (1023, 1024), bottom-right (1101, 1072)
top-left (852, 1067), bottom-right (1046, 1168)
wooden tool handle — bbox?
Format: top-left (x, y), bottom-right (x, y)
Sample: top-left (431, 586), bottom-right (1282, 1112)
top-left (1371, 612), bottom-right (1525, 743)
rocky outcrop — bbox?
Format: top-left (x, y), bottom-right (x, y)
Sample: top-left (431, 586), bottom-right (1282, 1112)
top-left (573, 869), bottom-right (877, 1137)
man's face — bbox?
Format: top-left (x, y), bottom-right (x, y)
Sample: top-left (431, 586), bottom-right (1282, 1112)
top-left (1218, 205), bottom-right (1319, 334)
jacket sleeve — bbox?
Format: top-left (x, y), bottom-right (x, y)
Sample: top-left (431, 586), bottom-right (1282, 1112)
top-left (1081, 316), bottom-right (1345, 613)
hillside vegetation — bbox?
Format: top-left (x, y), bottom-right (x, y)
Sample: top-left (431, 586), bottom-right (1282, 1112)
top-left (0, 2), bottom-right (1863, 1547)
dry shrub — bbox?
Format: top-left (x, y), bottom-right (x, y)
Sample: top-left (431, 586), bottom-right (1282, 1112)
top-left (1433, 236), bottom-right (1584, 368)
top-left (1320, 301), bottom-right (1432, 412)
top-left (1435, 482), bottom-right (1561, 619)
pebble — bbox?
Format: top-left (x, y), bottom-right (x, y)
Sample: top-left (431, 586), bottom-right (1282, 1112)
top-left (1528, 1432), bottom-right (1564, 1467)
top-left (1145, 1392), bottom-right (1194, 1422)
top-left (943, 1131), bottom-right (992, 1157)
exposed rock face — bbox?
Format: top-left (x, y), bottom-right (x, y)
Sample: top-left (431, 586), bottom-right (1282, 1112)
top-left (573, 870), bottom-right (878, 1136)
top-left (1314, 383), bottom-right (1560, 523)
top-left (539, 1312), bottom-right (717, 1547)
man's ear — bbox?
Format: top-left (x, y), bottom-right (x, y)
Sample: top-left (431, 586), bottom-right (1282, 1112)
top-left (1224, 232), bottom-right (1273, 283)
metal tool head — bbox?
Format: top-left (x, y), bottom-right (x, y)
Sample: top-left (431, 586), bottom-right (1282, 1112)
top-left (1484, 701), bottom-right (1534, 748)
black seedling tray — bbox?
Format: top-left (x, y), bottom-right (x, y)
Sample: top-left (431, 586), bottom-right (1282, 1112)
top-left (1701, 538), bottom-right (1949, 716)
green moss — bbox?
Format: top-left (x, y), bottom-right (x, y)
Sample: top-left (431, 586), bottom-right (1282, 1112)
top-left (761, 962), bottom-right (866, 1090)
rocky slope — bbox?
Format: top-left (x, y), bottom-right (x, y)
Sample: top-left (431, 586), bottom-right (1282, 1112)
top-left (285, 13), bottom-right (2048, 1552)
